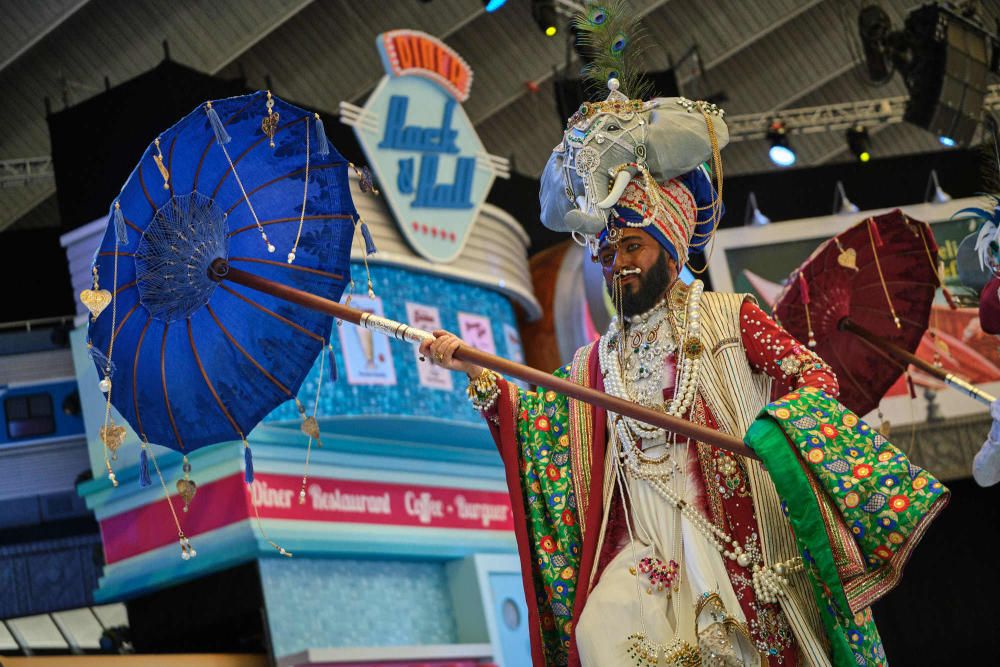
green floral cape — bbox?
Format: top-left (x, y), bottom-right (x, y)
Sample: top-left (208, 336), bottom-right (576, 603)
top-left (746, 386), bottom-right (949, 667)
top-left (510, 368), bottom-right (582, 665)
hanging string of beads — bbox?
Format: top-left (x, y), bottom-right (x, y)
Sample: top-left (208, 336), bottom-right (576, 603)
top-left (145, 442), bottom-right (196, 561)
top-left (97, 207), bottom-right (125, 487)
top-left (298, 344), bottom-right (326, 505)
top-left (206, 100), bottom-right (273, 254)
top-left (287, 115), bottom-right (310, 265)
top-left (600, 280), bottom-right (705, 452)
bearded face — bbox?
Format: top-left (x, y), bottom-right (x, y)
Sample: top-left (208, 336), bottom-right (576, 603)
top-left (615, 249), bottom-right (673, 317)
top-left (597, 228), bottom-right (679, 319)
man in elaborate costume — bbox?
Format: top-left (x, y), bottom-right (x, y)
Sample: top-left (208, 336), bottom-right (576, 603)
top-left (425, 94), bottom-right (842, 664)
top-left (423, 61), bottom-right (945, 667)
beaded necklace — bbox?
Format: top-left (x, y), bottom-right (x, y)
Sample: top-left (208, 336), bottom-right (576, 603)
top-left (599, 278), bottom-right (803, 664)
top-left (600, 280), bottom-right (703, 453)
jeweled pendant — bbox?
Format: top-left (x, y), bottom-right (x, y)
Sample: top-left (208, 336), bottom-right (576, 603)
top-left (301, 415), bottom-right (321, 442)
top-left (99, 423), bottom-right (126, 458)
top-left (80, 289), bottom-right (112, 320)
top-left (176, 478), bottom-right (197, 512)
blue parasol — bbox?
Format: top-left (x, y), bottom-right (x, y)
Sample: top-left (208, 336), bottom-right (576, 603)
top-left (87, 91), bottom-right (355, 464)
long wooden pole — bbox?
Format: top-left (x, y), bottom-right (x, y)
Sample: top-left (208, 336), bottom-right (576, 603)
top-left (210, 260), bottom-right (759, 460)
top-left (840, 318), bottom-right (996, 405)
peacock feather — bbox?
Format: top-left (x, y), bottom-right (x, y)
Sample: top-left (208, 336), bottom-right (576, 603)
top-left (574, 1), bottom-right (654, 101)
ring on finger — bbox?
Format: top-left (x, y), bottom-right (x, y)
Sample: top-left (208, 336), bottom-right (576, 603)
top-left (435, 351), bottom-right (445, 362)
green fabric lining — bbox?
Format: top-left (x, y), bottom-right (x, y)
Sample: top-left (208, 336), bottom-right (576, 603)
top-left (745, 417), bottom-right (858, 667)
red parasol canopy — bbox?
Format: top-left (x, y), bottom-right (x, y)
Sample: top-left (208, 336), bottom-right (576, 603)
top-left (773, 210), bottom-right (940, 416)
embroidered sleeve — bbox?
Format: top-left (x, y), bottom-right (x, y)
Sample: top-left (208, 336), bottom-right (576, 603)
top-left (740, 299), bottom-right (839, 397)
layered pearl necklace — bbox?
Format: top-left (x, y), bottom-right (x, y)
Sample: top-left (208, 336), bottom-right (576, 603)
top-left (600, 279), bottom-right (803, 664)
top-left (600, 280), bottom-right (704, 452)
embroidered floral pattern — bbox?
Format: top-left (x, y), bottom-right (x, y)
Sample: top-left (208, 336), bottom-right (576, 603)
top-left (766, 387), bottom-right (945, 577)
top-left (514, 367), bottom-right (581, 666)
top-left (755, 386), bottom-right (950, 666)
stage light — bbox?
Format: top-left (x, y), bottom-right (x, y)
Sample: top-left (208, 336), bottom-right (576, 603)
top-left (767, 120), bottom-right (796, 167)
top-left (744, 192), bottom-right (771, 226)
top-left (925, 169), bottom-right (952, 203)
top-left (939, 135), bottom-right (957, 147)
top-left (833, 181), bottom-right (860, 215)
top-left (532, 1), bottom-right (560, 37)
top-left (483, 0), bottom-right (507, 12)
top-left (846, 124), bottom-right (872, 162)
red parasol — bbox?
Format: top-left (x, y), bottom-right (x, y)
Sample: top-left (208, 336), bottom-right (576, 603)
top-left (773, 209), bottom-right (993, 416)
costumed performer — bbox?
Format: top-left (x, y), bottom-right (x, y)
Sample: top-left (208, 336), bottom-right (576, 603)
top-left (424, 79), bottom-right (882, 666)
top-left (423, 10), bottom-right (945, 663)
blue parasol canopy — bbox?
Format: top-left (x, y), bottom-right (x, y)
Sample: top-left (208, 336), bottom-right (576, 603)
top-left (88, 91), bottom-right (356, 453)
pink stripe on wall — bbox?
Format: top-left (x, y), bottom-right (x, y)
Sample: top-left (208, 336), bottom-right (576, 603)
top-left (100, 473), bottom-right (513, 564)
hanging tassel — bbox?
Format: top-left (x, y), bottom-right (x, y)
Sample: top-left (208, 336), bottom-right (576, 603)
top-left (797, 273), bottom-right (810, 304)
top-left (139, 446), bottom-right (152, 488)
top-left (360, 220), bottom-right (377, 255)
top-left (244, 442), bottom-right (254, 484)
top-left (113, 202), bottom-right (127, 245)
top-left (868, 218), bottom-right (884, 247)
top-left (205, 102), bottom-right (231, 145)
top-left (314, 113), bottom-right (329, 156)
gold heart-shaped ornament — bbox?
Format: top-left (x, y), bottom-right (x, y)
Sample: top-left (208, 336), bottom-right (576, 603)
top-left (99, 424), bottom-right (127, 452)
top-left (176, 479), bottom-right (197, 509)
top-left (80, 289), bottom-right (112, 319)
top-left (837, 247), bottom-right (858, 271)
top-left (301, 416), bottom-right (321, 440)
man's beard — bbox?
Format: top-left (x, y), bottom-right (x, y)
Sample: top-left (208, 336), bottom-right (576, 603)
top-left (611, 250), bottom-right (672, 317)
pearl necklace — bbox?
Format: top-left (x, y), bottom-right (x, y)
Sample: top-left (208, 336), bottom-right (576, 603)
top-left (602, 279), bottom-right (803, 606)
top-left (600, 280), bottom-right (704, 451)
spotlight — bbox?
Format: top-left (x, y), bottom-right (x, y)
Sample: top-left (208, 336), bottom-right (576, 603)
top-left (846, 124), bottom-right (871, 162)
top-left (938, 135), bottom-right (957, 147)
top-left (532, 1), bottom-right (559, 37)
top-left (767, 120), bottom-right (796, 167)
top-left (744, 192), bottom-right (771, 226)
top-left (833, 181), bottom-right (860, 215)
top-left (483, 0), bottom-right (507, 11)
top-left (925, 169), bottom-right (952, 203)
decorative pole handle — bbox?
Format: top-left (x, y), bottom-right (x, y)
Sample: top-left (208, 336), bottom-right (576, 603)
top-left (358, 311), bottom-right (435, 345)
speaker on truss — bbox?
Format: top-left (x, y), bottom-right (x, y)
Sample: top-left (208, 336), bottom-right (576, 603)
top-left (900, 3), bottom-right (991, 146)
